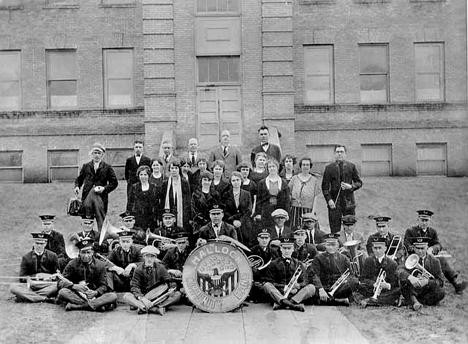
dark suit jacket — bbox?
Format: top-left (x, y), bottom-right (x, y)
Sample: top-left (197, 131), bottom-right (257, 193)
top-left (361, 255), bottom-right (398, 290)
top-left (19, 249), bottom-right (59, 282)
top-left (251, 143), bottom-right (282, 165)
top-left (321, 160), bottom-right (362, 210)
top-left (75, 160), bottom-right (118, 212)
top-left (107, 245), bottom-right (143, 269)
top-left (404, 225), bottom-right (442, 254)
top-left (61, 257), bottom-right (109, 296)
top-left (44, 230), bottom-right (66, 259)
top-left (199, 222), bottom-right (238, 241)
top-left (180, 151), bottom-right (209, 173)
top-left (222, 188), bottom-right (253, 246)
top-left (130, 261), bottom-right (172, 298)
top-left (125, 155), bottom-right (152, 187)
top-left (310, 251), bottom-right (351, 290)
top-left (265, 257), bottom-right (307, 290)
top-left (267, 225), bottom-right (293, 240)
top-left (162, 247), bottom-right (190, 272)
top-left (209, 146), bottom-right (242, 177)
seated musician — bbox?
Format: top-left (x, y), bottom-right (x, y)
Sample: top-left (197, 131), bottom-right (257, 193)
top-left (263, 236), bottom-right (315, 312)
top-left (358, 237), bottom-right (400, 308)
top-left (162, 232), bottom-right (190, 283)
top-left (292, 228), bottom-right (318, 263)
top-left (197, 203), bottom-right (238, 246)
top-left (249, 229), bottom-right (276, 302)
top-left (150, 209), bottom-right (184, 258)
top-left (57, 237), bottom-right (118, 312)
top-left (76, 214), bottom-right (109, 255)
top-left (267, 209), bottom-right (293, 248)
top-left (9, 232), bottom-right (58, 303)
top-left (301, 213), bottom-right (326, 251)
top-left (309, 233), bottom-right (359, 306)
top-left (338, 215), bottom-right (367, 266)
top-left (123, 246), bottom-right (181, 315)
top-left (366, 216), bottom-right (404, 264)
top-left (120, 211), bottom-right (146, 246)
top-left (398, 237), bottom-right (445, 311)
top-left (106, 229), bottom-right (143, 292)
top-left (39, 214), bottom-right (67, 267)
top-left (404, 210), bottom-right (467, 294)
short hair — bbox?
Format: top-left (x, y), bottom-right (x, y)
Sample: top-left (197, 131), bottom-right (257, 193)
top-left (179, 157), bottom-right (191, 168)
top-left (334, 145), bottom-right (347, 152)
top-left (230, 171), bottom-right (243, 180)
top-left (134, 140), bottom-right (144, 145)
top-left (298, 157), bottom-right (313, 168)
top-left (136, 165), bottom-right (151, 178)
top-left (254, 152), bottom-right (268, 164)
top-left (169, 158), bottom-right (181, 169)
top-left (237, 162), bottom-right (252, 171)
top-left (281, 154), bottom-right (297, 166)
top-left (151, 157), bottom-right (164, 166)
top-left (258, 125), bottom-right (269, 133)
top-left (211, 160), bottom-right (226, 171)
top-left (266, 158), bottom-right (280, 169)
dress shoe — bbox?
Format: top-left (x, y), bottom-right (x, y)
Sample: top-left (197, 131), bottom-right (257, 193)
top-left (129, 306), bottom-right (137, 311)
top-left (454, 281), bottom-right (467, 294)
top-left (65, 303), bottom-right (89, 311)
top-left (137, 308), bottom-right (147, 315)
top-left (292, 303), bottom-right (305, 312)
top-left (272, 303), bottom-right (284, 311)
top-left (334, 298), bottom-right (350, 306)
top-left (43, 297), bottom-right (56, 304)
top-left (359, 299), bottom-right (368, 309)
top-left (154, 307), bottom-right (165, 316)
top-left (412, 301), bottom-right (422, 311)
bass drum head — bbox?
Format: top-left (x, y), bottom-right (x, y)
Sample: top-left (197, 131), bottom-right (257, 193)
top-left (182, 241), bottom-right (253, 313)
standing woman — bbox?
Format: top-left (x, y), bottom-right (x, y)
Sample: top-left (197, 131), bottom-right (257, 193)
top-left (279, 154), bottom-right (297, 185)
top-left (249, 152), bottom-right (269, 185)
top-left (161, 159), bottom-right (192, 230)
top-left (149, 157), bottom-right (166, 189)
top-left (127, 165), bottom-right (160, 231)
top-left (191, 171), bottom-right (216, 238)
top-left (289, 157), bottom-right (322, 229)
top-left (180, 157), bottom-right (192, 185)
top-left (223, 171), bottom-right (253, 247)
top-left (254, 159), bottom-right (290, 228)
top-left (210, 160), bottom-right (232, 196)
top-left (189, 157), bottom-right (209, 193)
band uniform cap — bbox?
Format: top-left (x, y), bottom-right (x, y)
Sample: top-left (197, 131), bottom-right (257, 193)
top-left (301, 213), bottom-right (317, 222)
top-left (91, 142), bottom-right (106, 153)
top-left (257, 229), bottom-right (271, 237)
top-left (411, 236), bottom-right (430, 246)
top-left (76, 238), bottom-right (94, 250)
top-left (417, 210), bottom-right (434, 218)
top-left (294, 228), bottom-right (306, 235)
top-left (374, 216), bottom-right (391, 226)
top-left (81, 213), bottom-right (95, 221)
top-left (141, 245), bottom-right (160, 256)
top-left (31, 232), bottom-right (49, 241)
top-left (279, 236), bottom-right (294, 245)
top-left (119, 211), bottom-right (135, 221)
top-left (39, 214), bottom-right (56, 221)
top-left (342, 215), bottom-right (357, 225)
top-left (271, 209), bottom-right (289, 219)
top-left (200, 171), bottom-right (214, 180)
top-left (371, 236), bottom-right (387, 245)
top-left (173, 232), bottom-right (189, 242)
top-left (323, 233), bottom-right (340, 242)
top-left (117, 229), bottom-right (133, 239)
top-left (209, 203), bottom-right (225, 213)
top-left (162, 208), bottom-right (176, 218)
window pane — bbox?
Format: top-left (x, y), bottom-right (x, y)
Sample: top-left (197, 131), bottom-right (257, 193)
top-left (102, 0), bottom-right (133, 4)
top-left (47, 51), bottom-right (76, 80)
top-left (305, 46), bottom-right (332, 103)
top-left (49, 80), bottom-right (77, 108)
top-left (227, 0), bottom-right (238, 12)
top-left (208, 59), bottom-right (218, 82)
top-left (197, 0), bottom-right (206, 12)
top-left (219, 58), bottom-right (229, 82)
top-left (360, 46), bottom-right (387, 74)
top-left (305, 48), bottom-right (330, 75)
top-left (106, 51), bottom-right (133, 78)
top-left (306, 76), bottom-right (330, 102)
top-left (416, 74), bottom-right (441, 100)
top-left (47, 0), bottom-right (77, 4)
top-left (360, 75), bottom-right (387, 102)
top-left (105, 50), bottom-right (133, 107)
top-left (0, 52), bottom-right (20, 80)
top-left (0, 151), bottom-right (22, 167)
top-left (0, 169), bottom-right (22, 182)
top-left (0, 0), bottom-right (23, 6)
top-left (0, 81), bottom-right (20, 110)
top-left (218, 0), bottom-right (227, 11)
top-left (198, 59), bottom-right (208, 83)
top-left (50, 151), bottom-right (78, 166)
top-left (108, 79), bottom-right (132, 106)
top-left (50, 167), bottom-right (78, 181)
top-left (228, 58), bottom-right (239, 82)
top-left (415, 46), bottom-right (440, 73)
top-left (207, 0), bottom-right (216, 11)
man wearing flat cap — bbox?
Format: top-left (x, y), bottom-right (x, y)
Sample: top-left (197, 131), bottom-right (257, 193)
top-left (398, 237), bottom-right (445, 311)
top-left (198, 203), bottom-right (238, 245)
top-left (9, 233), bottom-right (59, 303)
top-left (123, 246), bottom-right (181, 315)
top-left (267, 208), bottom-right (293, 247)
top-left (74, 142), bottom-right (118, 232)
top-left (404, 210), bottom-right (467, 294)
top-left (58, 238), bottom-right (118, 311)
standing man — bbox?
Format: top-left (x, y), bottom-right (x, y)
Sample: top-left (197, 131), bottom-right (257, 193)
top-left (160, 140), bottom-right (178, 177)
top-left (125, 140), bottom-right (152, 201)
top-left (180, 138), bottom-right (208, 173)
top-left (74, 142), bottom-right (118, 231)
top-left (39, 214), bottom-right (66, 262)
top-left (404, 210), bottom-right (467, 294)
top-left (250, 126), bottom-right (282, 166)
top-left (321, 145), bottom-right (362, 234)
top-left (9, 233), bottom-right (59, 303)
top-left (209, 130), bottom-right (242, 177)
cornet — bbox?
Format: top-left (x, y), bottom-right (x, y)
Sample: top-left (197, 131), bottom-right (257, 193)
top-left (370, 269), bottom-right (386, 301)
top-left (405, 254), bottom-right (434, 280)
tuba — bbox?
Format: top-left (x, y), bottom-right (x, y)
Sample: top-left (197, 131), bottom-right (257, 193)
top-left (343, 240), bottom-right (362, 277)
top-left (405, 254), bottom-right (434, 280)
top-left (386, 235), bottom-right (402, 260)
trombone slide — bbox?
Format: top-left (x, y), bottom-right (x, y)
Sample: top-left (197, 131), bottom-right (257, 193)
top-left (283, 266), bottom-right (303, 298)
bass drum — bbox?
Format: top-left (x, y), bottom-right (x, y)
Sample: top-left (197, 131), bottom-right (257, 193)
top-left (182, 241), bottom-right (253, 313)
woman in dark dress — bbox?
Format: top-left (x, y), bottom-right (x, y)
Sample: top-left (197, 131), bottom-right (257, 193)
top-left (189, 157), bottom-right (210, 194)
top-left (210, 160), bottom-right (232, 196)
top-left (249, 152), bottom-right (269, 185)
top-left (191, 171), bottom-right (216, 237)
top-left (149, 157), bottom-right (166, 189)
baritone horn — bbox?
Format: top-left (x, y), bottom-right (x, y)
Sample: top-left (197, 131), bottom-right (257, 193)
top-left (343, 240), bottom-right (362, 277)
top-left (405, 254), bottom-right (434, 279)
top-left (386, 235), bottom-right (402, 260)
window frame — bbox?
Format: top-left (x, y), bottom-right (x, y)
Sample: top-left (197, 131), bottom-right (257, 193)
top-left (0, 50), bottom-right (21, 111)
top-left (358, 43), bottom-right (390, 104)
top-left (48, 149), bottom-right (79, 182)
top-left (104, 148), bottom-right (134, 180)
top-left (303, 45), bottom-right (334, 105)
top-left (195, 0), bottom-right (241, 16)
top-left (361, 143), bottom-right (393, 177)
top-left (416, 143), bottom-right (447, 176)
top-left (46, 49), bottom-right (78, 109)
top-left (414, 42), bottom-right (445, 102)
top-left (196, 56), bottom-right (241, 85)
top-left (103, 49), bottom-right (135, 109)
top-left (0, 150), bottom-right (23, 183)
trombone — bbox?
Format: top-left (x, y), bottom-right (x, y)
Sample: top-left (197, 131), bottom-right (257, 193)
top-left (283, 266), bottom-right (303, 298)
top-left (329, 268), bottom-right (350, 297)
top-left (386, 235), bottom-right (402, 260)
top-left (405, 254), bottom-right (434, 280)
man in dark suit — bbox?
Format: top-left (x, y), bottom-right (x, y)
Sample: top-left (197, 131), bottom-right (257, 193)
top-left (160, 140), bottom-right (178, 178)
top-left (9, 232), bottom-right (59, 303)
top-left (39, 214), bottom-right (66, 262)
top-left (321, 145), bottom-right (363, 233)
top-left (301, 213), bottom-right (326, 251)
top-left (74, 143), bottom-right (119, 231)
top-left (208, 130), bottom-right (242, 178)
top-left (250, 126), bottom-right (282, 165)
top-left (180, 138), bottom-right (208, 174)
top-left (198, 203), bottom-right (238, 244)
top-left (125, 140), bottom-right (152, 201)
top-left (267, 209), bottom-right (293, 247)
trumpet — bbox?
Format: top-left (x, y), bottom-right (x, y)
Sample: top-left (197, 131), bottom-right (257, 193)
top-left (386, 235), bottom-right (402, 260)
top-left (370, 269), bottom-right (386, 301)
top-left (405, 254), bottom-right (434, 280)
top-left (329, 268), bottom-right (350, 297)
top-left (146, 229), bottom-right (177, 247)
top-left (283, 266), bottom-right (303, 298)
top-left (343, 240), bottom-right (362, 277)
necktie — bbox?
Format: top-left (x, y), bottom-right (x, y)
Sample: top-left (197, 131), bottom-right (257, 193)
top-left (136, 154), bottom-right (140, 158)
top-left (145, 265), bottom-right (153, 275)
top-left (223, 146), bottom-right (227, 157)
top-left (338, 161), bottom-right (344, 182)
top-left (165, 155), bottom-right (169, 163)
top-left (214, 224), bottom-right (219, 237)
top-left (191, 154), bottom-right (196, 165)
top-left (261, 142), bottom-right (268, 147)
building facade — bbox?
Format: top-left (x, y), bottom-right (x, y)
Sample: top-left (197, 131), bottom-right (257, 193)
top-left (0, 0), bottom-right (466, 182)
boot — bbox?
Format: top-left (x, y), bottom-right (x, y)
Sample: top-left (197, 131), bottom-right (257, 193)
top-left (65, 303), bottom-right (90, 311)
top-left (452, 279), bottom-right (467, 294)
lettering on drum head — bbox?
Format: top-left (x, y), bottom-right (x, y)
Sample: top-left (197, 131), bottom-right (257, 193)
top-left (183, 242), bottom-right (253, 313)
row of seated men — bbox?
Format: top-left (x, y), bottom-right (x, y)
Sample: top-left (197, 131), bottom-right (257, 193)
top-left (10, 208), bottom-right (466, 314)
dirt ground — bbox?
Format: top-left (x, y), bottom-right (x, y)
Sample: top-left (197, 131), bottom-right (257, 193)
top-left (0, 177), bottom-right (467, 344)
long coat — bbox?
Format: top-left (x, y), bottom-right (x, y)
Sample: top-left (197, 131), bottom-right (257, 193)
top-left (127, 182), bottom-right (161, 231)
top-left (209, 146), bottom-right (242, 177)
top-left (75, 160), bottom-right (118, 213)
top-left (222, 188), bottom-right (253, 247)
top-left (255, 177), bottom-right (290, 227)
top-left (19, 249), bottom-right (59, 282)
top-left (250, 143), bottom-right (282, 166)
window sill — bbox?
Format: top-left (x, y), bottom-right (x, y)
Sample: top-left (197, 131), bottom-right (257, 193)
top-left (99, 4), bottom-right (136, 8)
top-left (0, 5), bottom-right (24, 10)
top-left (299, 0), bottom-right (335, 4)
top-left (43, 4), bottom-right (79, 9)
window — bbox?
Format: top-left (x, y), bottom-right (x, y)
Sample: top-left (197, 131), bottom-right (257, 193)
top-left (46, 50), bottom-right (77, 109)
top-left (306, 145), bottom-right (336, 174)
top-left (104, 148), bottom-right (133, 179)
top-left (414, 43), bottom-right (444, 101)
top-left (48, 150), bottom-right (78, 182)
top-left (359, 44), bottom-right (389, 103)
top-left (196, 0), bottom-right (240, 14)
top-left (101, 0), bottom-right (134, 5)
top-left (416, 143), bottom-right (447, 176)
top-left (104, 49), bottom-right (134, 108)
top-left (0, 51), bottom-right (21, 111)
top-left (198, 56), bottom-right (240, 83)
top-left (361, 144), bottom-right (392, 176)
top-left (0, 151), bottom-right (23, 182)
top-left (304, 45), bottom-right (334, 104)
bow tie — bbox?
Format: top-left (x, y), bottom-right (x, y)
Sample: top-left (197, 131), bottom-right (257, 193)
top-left (285, 259), bottom-right (291, 264)
top-left (261, 142), bottom-right (269, 147)
top-left (136, 154), bottom-right (141, 157)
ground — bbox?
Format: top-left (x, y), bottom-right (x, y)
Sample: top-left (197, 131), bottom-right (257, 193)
top-left (0, 177), bottom-right (467, 344)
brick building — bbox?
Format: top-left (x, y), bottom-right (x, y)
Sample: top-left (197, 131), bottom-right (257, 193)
top-left (0, 0), bottom-right (466, 182)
